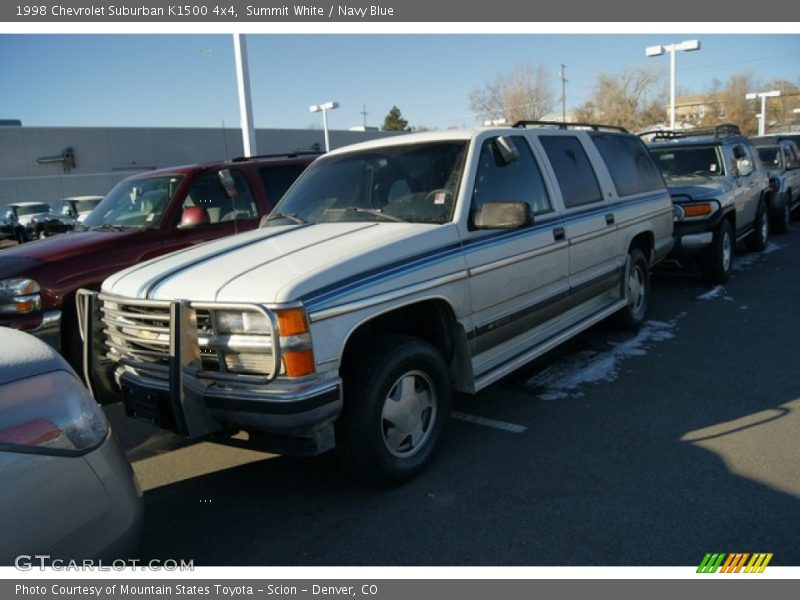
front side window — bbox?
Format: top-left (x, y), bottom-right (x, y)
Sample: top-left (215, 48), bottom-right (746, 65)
top-left (540, 136), bottom-right (603, 208)
top-left (267, 142), bottom-right (468, 225)
top-left (181, 171), bottom-right (258, 225)
top-left (470, 136), bottom-right (551, 219)
top-left (83, 175), bottom-right (183, 230)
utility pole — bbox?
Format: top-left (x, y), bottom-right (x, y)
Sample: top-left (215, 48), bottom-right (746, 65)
top-left (559, 64), bottom-right (567, 123)
top-left (361, 105), bottom-right (368, 128)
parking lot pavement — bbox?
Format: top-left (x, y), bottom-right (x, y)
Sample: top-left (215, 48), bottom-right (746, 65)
top-left (107, 225), bottom-right (800, 566)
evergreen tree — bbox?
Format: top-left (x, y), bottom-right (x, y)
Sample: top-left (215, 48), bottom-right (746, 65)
top-left (382, 106), bottom-right (411, 131)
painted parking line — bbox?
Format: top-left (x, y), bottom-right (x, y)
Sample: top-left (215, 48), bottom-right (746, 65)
top-left (451, 411), bottom-right (527, 433)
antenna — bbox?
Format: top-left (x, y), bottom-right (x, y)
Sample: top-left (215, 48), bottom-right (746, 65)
top-left (221, 120), bottom-right (231, 160)
top-left (559, 64), bottom-right (568, 123)
top-left (361, 104), bottom-right (368, 128)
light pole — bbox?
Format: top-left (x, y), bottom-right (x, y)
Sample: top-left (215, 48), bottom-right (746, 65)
top-left (309, 101), bottom-right (339, 152)
top-left (233, 34), bottom-right (257, 157)
top-left (645, 39), bottom-right (701, 130)
top-left (745, 90), bottom-right (781, 136)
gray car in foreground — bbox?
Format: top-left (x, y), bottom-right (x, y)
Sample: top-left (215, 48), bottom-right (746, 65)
top-left (0, 328), bottom-right (142, 564)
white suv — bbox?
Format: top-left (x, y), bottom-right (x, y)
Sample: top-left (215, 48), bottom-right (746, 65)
top-left (79, 122), bottom-right (674, 485)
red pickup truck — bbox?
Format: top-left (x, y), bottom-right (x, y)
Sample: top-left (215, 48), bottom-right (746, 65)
top-left (0, 153), bottom-right (316, 367)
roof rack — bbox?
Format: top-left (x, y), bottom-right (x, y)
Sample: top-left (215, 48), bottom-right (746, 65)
top-left (512, 120), bottom-right (629, 133)
top-left (638, 123), bottom-right (741, 141)
top-left (230, 150), bottom-right (322, 163)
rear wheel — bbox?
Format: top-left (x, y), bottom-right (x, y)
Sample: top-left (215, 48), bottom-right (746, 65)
top-left (336, 335), bottom-right (451, 486)
top-left (615, 248), bottom-right (649, 330)
top-left (702, 219), bottom-right (733, 284)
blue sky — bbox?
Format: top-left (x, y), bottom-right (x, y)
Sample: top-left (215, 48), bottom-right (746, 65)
top-left (0, 34), bottom-right (798, 131)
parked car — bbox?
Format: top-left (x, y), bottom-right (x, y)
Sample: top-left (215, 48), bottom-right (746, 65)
top-left (79, 122), bottom-right (673, 486)
top-left (0, 211), bottom-right (26, 244)
top-left (30, 196), bottom-right (104, 239)
top-left (643, 124), bottom-right (771, 283)
top-left (0, 202), bottom-right (51, 243)
top-left (751, 136), bottom-right (800, 230)
top-left (0, 327), bottom-right (142, 564)
top-left (0, 153), bottom-right (316, 370)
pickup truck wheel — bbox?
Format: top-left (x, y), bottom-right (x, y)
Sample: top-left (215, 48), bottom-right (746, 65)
top-left (336, 335), bottom-right (451, 486)
top-left (615, 248), bottom-right (649, 330)
top-left (746, 203), bottom-right (769, 251)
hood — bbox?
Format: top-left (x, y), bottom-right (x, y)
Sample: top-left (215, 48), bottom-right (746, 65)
top-left (0, 229), bottom-right (143, 267)
top-left (103, 222), bottom-right (463, 308)
top-left (664, 179), bottom-right (731, 203)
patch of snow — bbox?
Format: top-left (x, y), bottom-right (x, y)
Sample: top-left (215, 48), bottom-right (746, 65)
top-left (733, 242), bottom-right (782, 271)
top-left (696, 285), bottom-right (728, 301)
top-left (527, 320), bottom-right (677, 401)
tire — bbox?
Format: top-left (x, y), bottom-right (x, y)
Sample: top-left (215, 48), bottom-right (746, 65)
top-left (336, 335), bottom-right (452, 487)
top-left (702, 219), bottom-right (733, 284)
top-left (746, 202), bottom-right (769, 252)
top-left (772, 194), bottom-right (790, 234)
top-left (615, 247), bottom-right (649, 330)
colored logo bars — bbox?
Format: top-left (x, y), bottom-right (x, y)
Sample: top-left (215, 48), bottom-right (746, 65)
top-left (697, 553), bottom-right (773, 573)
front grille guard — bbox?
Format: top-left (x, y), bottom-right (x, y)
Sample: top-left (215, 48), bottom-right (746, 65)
top-left (76, 289), bottom-right (281, 437)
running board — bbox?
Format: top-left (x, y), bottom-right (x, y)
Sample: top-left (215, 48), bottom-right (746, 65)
top-left (473, 298), bottom-right (628, 392)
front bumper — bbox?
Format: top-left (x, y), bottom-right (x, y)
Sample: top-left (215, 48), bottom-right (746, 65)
top-left (78, 290), bottom-right (342, 455)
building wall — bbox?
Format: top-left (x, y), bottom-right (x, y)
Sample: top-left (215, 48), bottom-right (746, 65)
top-left (0, 126), bottom-right (395, 208)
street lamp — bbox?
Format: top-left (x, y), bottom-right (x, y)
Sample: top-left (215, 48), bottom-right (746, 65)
top-left (645, 39), bottom-right (701, 130)
top-left (745, 90), bottom-right (781, 136)
top-left (309, 101), bottom-right (339, 152)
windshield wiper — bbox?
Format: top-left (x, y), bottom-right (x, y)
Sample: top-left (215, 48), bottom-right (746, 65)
top-left (265, 212), bottom-right (306, 225)
top-left (89, 224), bottom-right (135, 231)
top-left (326, 207), bottom-right (404, 222)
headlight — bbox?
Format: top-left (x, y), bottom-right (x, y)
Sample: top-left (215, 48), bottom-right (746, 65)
top-left (215, 310), bottom-right (270, 334)
top-left (0, 279), bottom-right (42, 315)
top-left (674, 201), bottom-right (719, 222)
top-left (0, 370), bottom-right (108, 455)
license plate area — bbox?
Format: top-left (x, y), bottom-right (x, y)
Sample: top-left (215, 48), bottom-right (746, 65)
top-left (122, 381), bottom-right (179, 433)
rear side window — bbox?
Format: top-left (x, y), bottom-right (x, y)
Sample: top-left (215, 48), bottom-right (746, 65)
top-left (540, 136), bottom-right (603, 208)
top-left (592, 134), bottom-right (665, 196)
top-left (259, 163), bottom-right (309, 205)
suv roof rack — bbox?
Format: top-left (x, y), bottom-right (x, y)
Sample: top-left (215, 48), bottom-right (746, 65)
top-left (638, 123), bottom-right (741, 141)
top-left (512, 120), bottom-right (629, 133)
top-left (230, 151), bottom-right (322, 163)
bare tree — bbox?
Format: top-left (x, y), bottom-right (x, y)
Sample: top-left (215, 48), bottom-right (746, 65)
top-left (573, 66), bottom-right (664, 131)
top-left (469, 64), bottom-right (555, 124)
top-left (698, 72), bottom-right (757, 134)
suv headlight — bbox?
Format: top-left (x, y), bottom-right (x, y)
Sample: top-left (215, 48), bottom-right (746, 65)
top-left (0, 370), bottom-right (108, 455)
top-left (0, 279), bottom-right (42, 315)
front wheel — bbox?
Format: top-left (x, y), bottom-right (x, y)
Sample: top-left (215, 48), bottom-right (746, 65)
top-left (702, 219), bottom-right (733, 283)
top-left (746, 202), bottom-right (769, 252)
top-left (615, 248), bottom-right (650, 330)
top-left (336, 336), bottom-right (451, 487)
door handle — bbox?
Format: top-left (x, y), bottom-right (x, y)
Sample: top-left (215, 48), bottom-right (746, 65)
top-left (553, 227), bottom-right (566, 241)
top-left (605, 213), bottom-right (615, 226)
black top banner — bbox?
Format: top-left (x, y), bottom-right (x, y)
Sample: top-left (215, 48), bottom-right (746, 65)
top-left (2, 0), bottom-right (800, 22)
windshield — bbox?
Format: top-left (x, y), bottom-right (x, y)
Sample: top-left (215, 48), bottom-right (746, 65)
top-left (649, 145), bottom-right (725, 178)
top-left (83, 176), bottom-right (183, 229)
top-left (14, 204), bottom-right (49, 216)
top-left (757, 146), bottom-right (783, 169)
top-left (267, 141), bottom-right (468, 225)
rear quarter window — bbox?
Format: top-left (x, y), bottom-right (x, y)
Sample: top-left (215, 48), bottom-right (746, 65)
top-left (592, 134), bottom-right (665, 196)
top-left (539, 136), bottom-right (603, 209)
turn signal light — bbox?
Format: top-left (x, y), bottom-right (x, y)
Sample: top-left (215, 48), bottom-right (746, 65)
top-left (683, 203), bottom-right (713, 218)
top-left (276, 308), bottom-right (309, 336)
top-left (283, 349), bottom-right (315, 377)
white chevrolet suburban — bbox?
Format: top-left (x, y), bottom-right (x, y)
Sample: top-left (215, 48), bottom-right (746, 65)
top-left (78, 123), bottom-right (674, 485)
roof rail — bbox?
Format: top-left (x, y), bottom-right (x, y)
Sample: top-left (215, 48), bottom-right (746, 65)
top-left (638, 123), bottom-right (741, 141)
top-left (512, 120), bottom-right (629, 133)
top-left (230, 151), bottom-right (322, 163)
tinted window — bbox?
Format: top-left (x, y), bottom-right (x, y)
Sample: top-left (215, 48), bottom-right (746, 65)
top-left (259, 163), bottom-right (309, 206)
top-left (540, 136), bottom-right (603, 208)
top-left (471, 136), bottom-right (551, 218)
top-left (592, 134), bottom-right (665, 196)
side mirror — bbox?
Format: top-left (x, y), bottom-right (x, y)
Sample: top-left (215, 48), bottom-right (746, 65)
top-left (473, 201), bottom-right (532, 229)
top-left (218, 169), bottom-right (237, 199)
top-left (736, 158), bottom-right (754, 177)
top-left (494, 136), bottom-right (520, 166)
top-left (177, 206), bottom-right (210, 230)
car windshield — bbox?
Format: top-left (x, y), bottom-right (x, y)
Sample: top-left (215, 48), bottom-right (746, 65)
top-left (757, 146), bottom-right (783, 169)
top-left (649, 145), bottom-right (725, 178)
top-left (267, 141), bottom-right (468, 225)
top-left (14, 204), bottom-right (49, 216)
top-left (75, 198), bottom-right (102, 212)
top-left (83, 176), bottom-right (183, 230)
